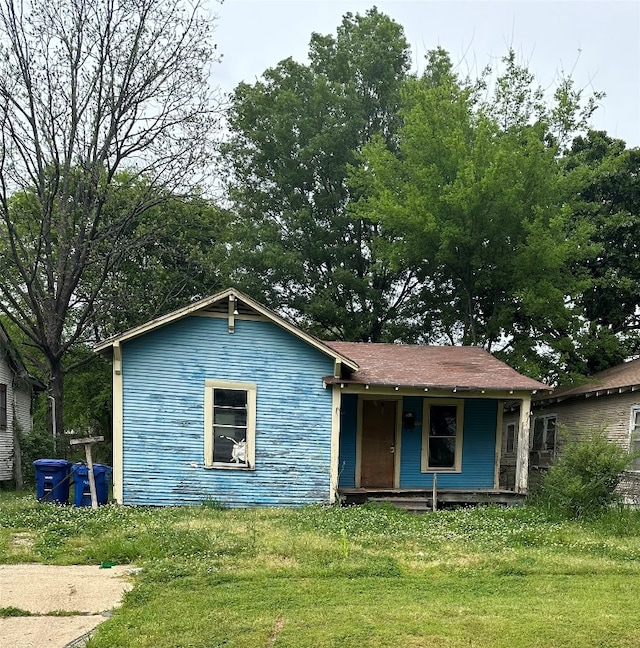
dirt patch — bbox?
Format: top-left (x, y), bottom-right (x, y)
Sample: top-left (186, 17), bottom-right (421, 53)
top-left (0, 564), bottom-right (134, 647)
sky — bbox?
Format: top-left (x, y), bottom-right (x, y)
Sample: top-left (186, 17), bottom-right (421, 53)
top-left (211, 0), bottom-right (640, 147)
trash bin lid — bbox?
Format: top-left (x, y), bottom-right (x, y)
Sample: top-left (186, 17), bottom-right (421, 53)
top-left (33, 459), bottom-right (72, 467)
top-left (72, 462), bottom-right (89, 475)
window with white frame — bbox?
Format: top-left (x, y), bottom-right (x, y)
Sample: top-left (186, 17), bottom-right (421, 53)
top-left (531, 415), bottom-right (557, 453)
top-left (421, 400), bottom-right (464, 472)
top-left (505, 422), bottom-right (516, 454)
top-left (204, 380), bottom-right (256, 469)
top-left (629, 407), bottom-right (640, 471)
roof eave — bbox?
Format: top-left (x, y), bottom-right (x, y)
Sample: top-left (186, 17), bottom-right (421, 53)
top-left (93, 287), bottom-right (359, 372)
top-left (535, 383), bottom-right (640, 406)
top-left (323, 377), bottom-right (549, 394)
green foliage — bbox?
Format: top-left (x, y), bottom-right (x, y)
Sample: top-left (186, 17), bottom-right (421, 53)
top-left (223, 8), bottom-right (416, 342)
top-left (95, 194), bottom-right (231, 338)
top-left (564, 131), bottom-right (640, 369)
top-left (0, 607), bottom-right (33, 617)
top-left (17, 429), bottom-right (54, 485)
top-left (351, 49), bottom-right (594, 370)
top-left (0, 0), bottom-right (222, 445)
top-left (536, 428), bottom-right (632, 518)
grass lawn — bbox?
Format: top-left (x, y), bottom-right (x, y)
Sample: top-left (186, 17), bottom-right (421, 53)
top-left (2, 493), bottom-right (640, 647)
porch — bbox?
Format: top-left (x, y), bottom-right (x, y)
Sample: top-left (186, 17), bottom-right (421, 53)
top-left (338, 487), bottom-right (526, 512)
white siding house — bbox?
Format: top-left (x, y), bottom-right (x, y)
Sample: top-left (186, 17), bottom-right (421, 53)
top-left (0, 323), bottom-right (43, 481)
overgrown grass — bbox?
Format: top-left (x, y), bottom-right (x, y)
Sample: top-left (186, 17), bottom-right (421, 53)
top-left (2, 493), bottom-right (640, 646)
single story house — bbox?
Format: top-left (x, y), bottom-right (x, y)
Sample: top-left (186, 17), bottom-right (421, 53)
top-left (500, 358), bottom-right (640, 495)
top-left (95, 288), bottom-right (548, 507)
top-left (0, 322), bottom-right (44, 482)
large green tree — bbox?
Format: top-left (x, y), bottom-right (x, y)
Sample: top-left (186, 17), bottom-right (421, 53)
top-left (564, 131), bottom-right (640, 373)
top-left (223, 8), bottom-right (416, 342)
top-left (350, 48), bottom-right (598, 383)
top-left (0, 0), bottom-right (221, 439)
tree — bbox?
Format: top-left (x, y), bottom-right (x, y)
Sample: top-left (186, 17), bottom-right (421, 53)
top-left (350, 48), bottom-right (597, 383)
top-left (0, 0), bottom-right (220, 441)
top-left (223, 8), bottom-right (417, 342)
top-left (564, 131), bottom-right (640, 373)
top-left (94, 193), bottom-right (231, 338)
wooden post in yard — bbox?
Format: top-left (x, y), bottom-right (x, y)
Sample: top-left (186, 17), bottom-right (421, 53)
top-left (70, 436), bottom-right (104, 509)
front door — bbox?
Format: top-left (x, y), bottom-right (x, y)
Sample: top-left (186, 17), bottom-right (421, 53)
top-left (360, 399), bottom-right (397, 488)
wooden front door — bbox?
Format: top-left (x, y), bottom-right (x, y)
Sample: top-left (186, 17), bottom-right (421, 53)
top-left (360, 400), bottom-right (397, 488)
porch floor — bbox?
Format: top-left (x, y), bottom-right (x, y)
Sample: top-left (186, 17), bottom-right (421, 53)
top-left (338, 487), bottom-right (525, 511)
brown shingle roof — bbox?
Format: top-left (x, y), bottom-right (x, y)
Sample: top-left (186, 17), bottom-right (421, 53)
top-left (324, 342), bottom-right (548, 392)
top-left (543, 358), bottom-right (640, 401)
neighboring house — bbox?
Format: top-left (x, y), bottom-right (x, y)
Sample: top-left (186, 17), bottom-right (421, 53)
top-left (500, 358), bottom-right (640, 495)
top-left (95, 288), bottom-right (548, 507)
top-left (0, 322), bottom-right (44, 482)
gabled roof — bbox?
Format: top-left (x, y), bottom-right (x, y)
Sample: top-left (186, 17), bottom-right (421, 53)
top-left (324, 342), bottom-right (548, 392)
top-left (94, 287), bottom-right (359, 371)
top-left (538, 357), bottom-right (640, 404)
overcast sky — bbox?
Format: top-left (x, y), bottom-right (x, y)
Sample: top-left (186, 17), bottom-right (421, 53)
top-left (212, 0), bottom-right (640, 147)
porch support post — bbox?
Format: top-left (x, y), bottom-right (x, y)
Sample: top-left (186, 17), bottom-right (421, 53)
top-left (514, 395), bottom-right (531, 494)
top-left (494, 400), bottom-right (504, 489)
top-left (329, 384), bottom-right (341, 504)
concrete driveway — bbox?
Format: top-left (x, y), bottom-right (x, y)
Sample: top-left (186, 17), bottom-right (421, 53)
top-left (0, 564), bottom-right (134, 647)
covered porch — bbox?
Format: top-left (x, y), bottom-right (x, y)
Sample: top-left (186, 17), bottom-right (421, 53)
top-left (324, 342), bottom-right (548, 504)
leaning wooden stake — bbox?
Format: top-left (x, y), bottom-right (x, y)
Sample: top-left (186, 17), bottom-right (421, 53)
top-left (70, 436), bottom-right (104, 509)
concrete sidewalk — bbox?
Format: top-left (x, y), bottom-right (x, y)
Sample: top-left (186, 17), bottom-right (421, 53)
top-left (0, 564), bottom-right (134, 647)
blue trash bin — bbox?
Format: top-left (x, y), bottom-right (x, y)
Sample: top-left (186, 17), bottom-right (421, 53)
top-left (33, 459), bottom-right (72, 504)
top-left (73, 463), bottom-right (112, 506)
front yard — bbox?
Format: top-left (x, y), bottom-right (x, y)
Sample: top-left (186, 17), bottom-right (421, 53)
top-left (1, 493), bottom-right (640, 647)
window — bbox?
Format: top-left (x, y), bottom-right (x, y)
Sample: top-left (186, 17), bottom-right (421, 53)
top-left (531, 415), bottom-right (557, 453)
top-left (505, 423), bottom-right (516, 454)
top-left (204, 380), bottom-right (256, 469)
top-left (629, 407), bottom-right (640, 471)
top-left (421, 400), bottom-right (463, 472)
top-left (0, 384), bottom-right (6, 429)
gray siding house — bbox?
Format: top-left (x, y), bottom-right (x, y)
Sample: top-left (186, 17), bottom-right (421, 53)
top-left (500, 358), bottom-right (640, 497)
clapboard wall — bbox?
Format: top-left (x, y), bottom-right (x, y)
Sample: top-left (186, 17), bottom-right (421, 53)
top-left (120, 314), bottom-right (335, 506)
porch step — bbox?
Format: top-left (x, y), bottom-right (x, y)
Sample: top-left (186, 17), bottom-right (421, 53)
top-left (372, 496), bottom-right (434, 513)
top-left (339, 488), bottom-right (525, 510)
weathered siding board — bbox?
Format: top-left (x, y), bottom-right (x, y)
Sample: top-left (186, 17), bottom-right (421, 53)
top-left (121, 315), bottom-right (335, 507)
top-left (501, 393), bottom-right (640, 493)
top-left (538, 393), bottom-right (640, 448)
top-left (503, 393), bottom-right (640, 463)
top-left (13, 387), bottom-right (32, 434)
top-left (0, 359), bottom-right (13, 480)
top-left (338, 394), bottom-right (357, 488)
top-left (0, 361), bottom-right (30, 480)
top-left (399, 398), bottom-right (497, 489)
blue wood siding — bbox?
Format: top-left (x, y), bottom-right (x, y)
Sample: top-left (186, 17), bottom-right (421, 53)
top-left (336, 396), bottom-right (497, 490)
top-left (121, 316), bottom-right (335, 507)
top-left (338, 394), bottom-right (358, 488)
top-left (400, 398), bottom-right (497, 489)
